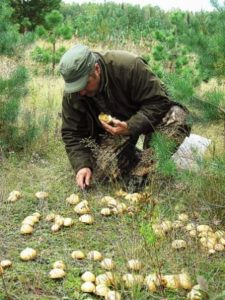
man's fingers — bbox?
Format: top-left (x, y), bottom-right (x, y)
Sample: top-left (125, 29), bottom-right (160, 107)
top-left (76, 168), bottom-right (92, 189)
top-left (85, 171), bottom-right (91, 186)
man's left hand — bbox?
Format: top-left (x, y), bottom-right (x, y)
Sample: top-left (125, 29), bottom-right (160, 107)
top-left (101, 119), bottom-right (129, 136)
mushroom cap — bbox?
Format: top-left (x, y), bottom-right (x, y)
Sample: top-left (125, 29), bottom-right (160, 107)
top-left (35, 191), bottom-right (48, 200)
top-left (66, 193), bottom-right (80, 204)
top-left (127, 259), bottom-right (142, 271)
top-left (95, 284), bottom-right (110, 297)
top-left (87, 250), bottom-right (102, 261)
top-left (63, 217), bottom-right (73, 227)
top-left (81, 281), bottom-right (96, 293)
top-left (71, 250), bottom-right (85, 260)
top-left (81, 271), bottom-right (96, 282)
top-left (20, 248), bottom-right (37, 261)
top-left (20, 224), bottom-right (34, 234)
top-left (172, 239), bottom-right (187, 249)
top-left (49, 268), bottom-right (66, 279)
top-left (105, 290), bottom-right (121, 300)
top-left (100, 258), bottom-right (115, 270)
top-left (79, 214), bottom-right (94, 224)
top-left (0, 260), bottom-right (12, 268)
top-left (53, 261), bottom-right (66, 270)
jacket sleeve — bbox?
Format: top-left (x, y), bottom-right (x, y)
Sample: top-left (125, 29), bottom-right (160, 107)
top-left (126, 58), bottom-right (174, 137)
top-left (61, 94), bottom-right (94, 173)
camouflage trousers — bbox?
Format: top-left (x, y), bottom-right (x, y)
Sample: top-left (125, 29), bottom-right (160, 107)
top-left (90, 105), bottom-right (191, 181)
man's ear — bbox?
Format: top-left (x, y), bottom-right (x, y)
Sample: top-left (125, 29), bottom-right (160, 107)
top-left (95, 63), bottom-right (100, 75)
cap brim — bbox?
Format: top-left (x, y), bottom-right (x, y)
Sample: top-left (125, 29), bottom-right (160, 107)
top-left (64, 73), bottom-right (89, 93)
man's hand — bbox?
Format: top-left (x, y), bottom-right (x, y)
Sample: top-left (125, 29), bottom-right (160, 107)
top-left (76, 167), bottom-right (92, 189)
top-left (101, 119), bottom-right (129, 136)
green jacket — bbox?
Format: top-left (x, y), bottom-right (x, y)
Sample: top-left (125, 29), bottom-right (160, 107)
top-left (61, 50), bottom-right (177, 173)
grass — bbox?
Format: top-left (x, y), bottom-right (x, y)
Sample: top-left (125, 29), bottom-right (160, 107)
top-left (0, 42), bottom-right (225, 300)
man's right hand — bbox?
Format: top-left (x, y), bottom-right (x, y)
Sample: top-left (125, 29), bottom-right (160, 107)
top-left (75, 168), bottom-right (92, 189)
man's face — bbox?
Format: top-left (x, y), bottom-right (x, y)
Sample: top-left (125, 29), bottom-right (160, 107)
top-left (78, 63), bottom-right (101, 97)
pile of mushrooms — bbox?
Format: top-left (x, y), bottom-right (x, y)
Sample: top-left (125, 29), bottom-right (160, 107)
top-left (20, 212), bottom-right (41, 234)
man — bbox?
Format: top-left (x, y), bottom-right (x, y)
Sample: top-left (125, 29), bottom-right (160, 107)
top-left (59, 44), bottom-right (191, 189)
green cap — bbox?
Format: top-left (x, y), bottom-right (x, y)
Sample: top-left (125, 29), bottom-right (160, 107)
top-left (59, 44), bottom-right (96, 93)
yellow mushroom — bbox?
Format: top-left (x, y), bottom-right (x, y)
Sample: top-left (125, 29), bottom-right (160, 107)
top-left (63, 218), bottom-right (73, 227)
top-left (49, 268), bottom-right (66, 279)
top-left (95, 284), bottom-right (110, 297)
top-left (66, 193), bottom-right (80, 205)
top-left (127, 259), bottom-right (142, 271)
top-left (74, 200), bottom-right (90, 215)
top-left (87, 250), bottom-right (102, 261)
top-left (20, 248), bottom-right (37, 261)
top-left (178, 213), bottom-right (189, 222)
top-left (105, 290), bottom-right (121, 300)
top-left (101, 208), bottom-right (112, 216)
top-left (20, 224), bottom-right (33, 234)
top-left (172, 240), bottom-right (187, 249)
top-left (0, 260), bottom-right (12, 269)
top-left (98, 113), bottom-right (113, 124)
top-left (79, 214), bottom-right (94, 224)
top-left (53, 261), bottom-right (65, 270)
top-left (81, 281), bottom-right (96, 293)
top-left (7, 190), bottom-right (22, 202)
top-left (101, 258), bottom-right (115, 270)
top-left (81, 271), bottom-right (96, 282)
top-left (71, 250), bottom-right (85, 260)
top-left (35, 191), bottom-right (48, 200)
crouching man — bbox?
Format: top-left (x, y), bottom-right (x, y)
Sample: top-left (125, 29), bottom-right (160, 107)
top-left (59, 44), bottom-right (191, 189)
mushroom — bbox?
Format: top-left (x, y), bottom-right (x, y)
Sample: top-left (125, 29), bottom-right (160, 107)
top-left (51, 224), bottom-right (61, 232)
top-left (49, 268), bottom-right (66, 279)
top-left (87, 250), bottom-right (102, 261)
top-left (95, 274), bottom-right (111, 286)
top-left (115, 189), bottom-right (128, 197)
top-left (66, 193), bottom-right (80, 205)
top-left (187, 284), bottom-right (203, 300)
top-left (215, 230), bottom-right (225, 239)
top-left (101, 208), bottom-right (112, 216)
top-left (0, 260), bottom-right (12, 269)
top-left (35, 191), bottom-right (48, 200)
top-left (32, 212), bottom-right (41, 219)
top-left (63, 218), bottom-right (73, 227)
top-left (172, 220), bottom-right (184, 229)
top-left (178, 213), bottom-right (189, 222)
top-left (200, 237), bottom-right (216, 249)
top-left (214, 244), bottom-right (224, 251)
top-left (178, 272), bottom-right (192, 290)
top-left (20, 248), bottom-right (37, 261)
top-left (45, 213), bottom-right (56, 222)
top-left (81, 271), bottom-right (96, 282)
top-left (105, 291), bottom-right (121, 300)
top-left (122, 273), bottom-right (144, 288)
top-left (7, 190), bottom-right (22, 202)
top-left (71, 250), bottom-right (85, 260)
top-left (100, 196), bottom-right (117, 206)
top-left (53, 261), bottom-right (65, 270)
top-left (160, 220), bottom-right (173, 233)
top-left (20, 224), bottom-right (33, 234)
top-left (95, 284), bottom-right (110, 297)
top-left (186, 223), bottom-right (197, 231)
top-left (54, 215), bottom-right (64, 226)
top-left (197, 225), bottom-right (213, 232)
top-left (79, 214), bottom-right (94, 224)
top-left (98, 112), bottom-right (113, 124)
top-left (163, 275), bottom-right (180, 289)
top-left (74, 200), bottom-right (90, 215)
top-left (81, 281), bottom-right (95, 293)
top-left (125, 193), bottom-right (142, 203)
top-left (172, 240), bottom-right (187, 250)
top-left (100, 258), bottom-right (115, 270)
top-left (189, 230), bottom-right (197, 237)
top-left (127, 259), bottom-right (142, 271)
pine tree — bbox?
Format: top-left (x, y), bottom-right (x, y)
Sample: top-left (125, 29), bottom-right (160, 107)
top-left (9, 0), bottom-right (61, 32)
